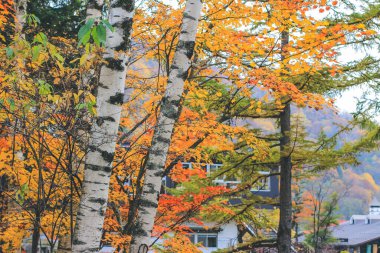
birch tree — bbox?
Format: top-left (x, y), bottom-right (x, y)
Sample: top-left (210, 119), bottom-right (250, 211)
top-left (72, 0), bottom-right (136, 252)
top-left (14, 0), bottom-right (27, 35)
top-left (129, 1), bottom-right (202, 252)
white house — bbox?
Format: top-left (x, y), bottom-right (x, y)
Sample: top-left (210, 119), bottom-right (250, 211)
top-left (184, 222), bottom-right (239, 253)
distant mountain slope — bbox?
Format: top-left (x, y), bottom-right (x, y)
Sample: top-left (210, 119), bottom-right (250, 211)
top-left (302, 107), bottom-right (380, 181)
top-left (300, 106), bottom-right (380, 218)
top-left (250, 105), bottom-right (380, 218)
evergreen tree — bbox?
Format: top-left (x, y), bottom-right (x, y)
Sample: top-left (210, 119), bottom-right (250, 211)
top-left (28, 0), bottom-right (86, 37)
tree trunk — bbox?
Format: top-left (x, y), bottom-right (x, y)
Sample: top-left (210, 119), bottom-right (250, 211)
top-left (277, 30), bottom-right (292, 253)
top-left (85, 0), bottom-right (104, 20)
top-left (72, 1), bottom-right (135, 252)
top-left (0, 176), bottom-right (8, 231)
top-left (31, 216), bottom-right (40, 253)
top-left (128, 1), bottom-right (202, 252)
top-left (57, 179), bottom-right (77, 253)
top-left (57, 235), bottom-right (72, 253)
top-left (237, 224), bottom-right (246, 244)
top-left (14, 0), bottom-right (27, 34)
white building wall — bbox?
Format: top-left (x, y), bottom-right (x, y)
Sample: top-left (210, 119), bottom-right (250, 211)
top-left (149, 221), bottom-right (238, 253)
top-left (199, 222), bottom-right (238, 253)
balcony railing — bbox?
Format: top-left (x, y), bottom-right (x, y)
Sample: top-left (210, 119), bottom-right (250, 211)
top-left (180, 162), bottom-right (271, 191)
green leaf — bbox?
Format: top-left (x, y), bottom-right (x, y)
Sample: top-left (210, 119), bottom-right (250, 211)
top-left (32, 15), bottom-right (41, 24)
top-left (75, 103), bottom-right (86, 110)
top-left (54, 53), bottom-right (64, 63)
top-left (5, 47), bottom-right (14, 59)
top-left (101, 19), bottom-right (114, 32)
top-left (78, 18), bottom-right (94, 47)
top-left (78, 31), bottom-right (91, 47)
top-left (92, 27), bottom-right (100, 46)
top-left (38, 80), bottom-right (52, 96)
top-left (31, 15), bottom-right (40, 26)
top-left (21, 183), bottom-right (28, 192)
top-left (33, 32), bottom-right (48, 46)
top-left (16, 183), bottom-right (29, 205)
top-left (79, 18), bottom-right (94, 38)
top-left (96, 25), bottom-right (107, 45)
top-left (32, 45), bottom-right (41, 61)
top-left (86, 101), bottom-right (97, 115)
top-left (7, 98), bottom-right (15, 112)
top-left (26, 14), bottom-right (40, 27)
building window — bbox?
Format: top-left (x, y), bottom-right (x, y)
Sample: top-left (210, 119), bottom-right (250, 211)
top-left (181, 162), bottom-right (240, 188)
top-left (181, 163), bottom-right (273, 192)
top-left (188, 233), bottom-right (218, 248)
top-left (208, 164), bottom-right (225, 181)
top-left (251, 171), bottom-right (271, 192)
top-left (182, 162), bottom-right (192, 169)
top-left (188, 234), bottom-right (196, 244)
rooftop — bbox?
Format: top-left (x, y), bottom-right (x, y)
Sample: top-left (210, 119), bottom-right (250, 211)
top-left (331, 220), bottom-right (380, 247)
top-left (299, 199), bottom-right (380, 247)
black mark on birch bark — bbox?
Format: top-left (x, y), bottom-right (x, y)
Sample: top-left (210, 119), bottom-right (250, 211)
top-left (100, 151), bottom-right (115, 163)
top-left (105, 58), bottom-right (124, 71)
top-left (96, 116), bottom-right (116, 126)
top-left (109, 92), bottom-right (124, 105)
top-left (87, 164), bottom-right (112, 173)
top-left (88, 198), bottom-right (107, 205)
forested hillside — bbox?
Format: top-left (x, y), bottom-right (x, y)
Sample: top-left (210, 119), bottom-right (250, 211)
top-left (306, 107), bottom-right (380, 218)
top-left (250, 104), bottom-right (379, 219)
top-left (297, 107), bottom-right (379, 218)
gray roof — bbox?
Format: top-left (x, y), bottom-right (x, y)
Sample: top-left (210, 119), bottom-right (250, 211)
top-left (331, 220), bottom-right (380, 246)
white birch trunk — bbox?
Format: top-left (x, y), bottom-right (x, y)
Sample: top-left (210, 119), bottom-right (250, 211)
top-left (72, 0), bottom-right (135, 252)
top-left (14, 0), bottom-right (27, 34)
top-left (129, 1), bottom-right (202, 252)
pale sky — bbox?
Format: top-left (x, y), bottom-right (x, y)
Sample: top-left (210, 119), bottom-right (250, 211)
top-left (334, 44), bottom-right (377, 117)
top-left (334, 46), bottom-right (364, 114)
top-left (335, 88), bottom-right (362, 114)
